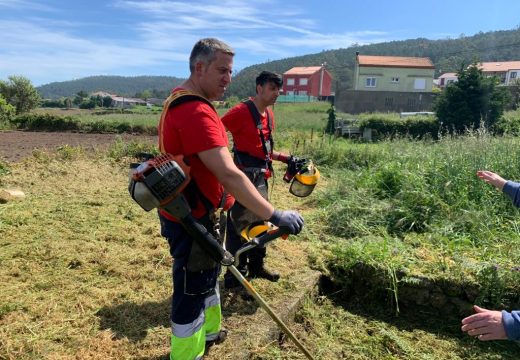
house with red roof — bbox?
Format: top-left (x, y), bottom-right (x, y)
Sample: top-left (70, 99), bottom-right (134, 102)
top-left (437, 61), bottom-right (520, 88)
top-left (479, 61), bottom-right (520, 85)
top-left (282, 65), bottom-right (332, 98)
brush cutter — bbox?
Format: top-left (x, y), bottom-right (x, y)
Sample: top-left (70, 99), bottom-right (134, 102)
top-left (128, 153), bottom-right (314, 360)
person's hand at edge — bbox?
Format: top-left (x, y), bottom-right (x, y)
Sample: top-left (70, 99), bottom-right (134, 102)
top-left (477, 170), bottom-right (507, 191)
top-left (461, 305), bottom-right (508, 341)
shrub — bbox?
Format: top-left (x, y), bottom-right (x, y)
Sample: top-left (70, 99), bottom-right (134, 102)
top-left (11, 113), bottom-right (80, 131)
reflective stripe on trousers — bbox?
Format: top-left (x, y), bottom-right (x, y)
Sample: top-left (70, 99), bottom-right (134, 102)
top-left (170, 284), bottom-right (222, 359)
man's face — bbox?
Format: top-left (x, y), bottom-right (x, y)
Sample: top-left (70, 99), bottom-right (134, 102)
top-left (198, 51), bottom-right (233, 100)
top-left (257, 81), bottom-right (280, 106)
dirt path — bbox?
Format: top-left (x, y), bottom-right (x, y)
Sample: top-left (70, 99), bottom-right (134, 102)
top-left (0, 131), bottom-right (157, 162)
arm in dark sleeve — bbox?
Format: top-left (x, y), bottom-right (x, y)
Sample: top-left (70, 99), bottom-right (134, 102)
top-left (502, 310), bottom-right (520, 340)
top-left (502, 181), bottom-right (520, 208)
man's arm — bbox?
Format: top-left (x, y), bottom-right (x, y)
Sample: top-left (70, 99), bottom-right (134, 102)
top-left (477, 170), bottom-right (520, 208)
top-left (199, 146), bottom-right (274, 220)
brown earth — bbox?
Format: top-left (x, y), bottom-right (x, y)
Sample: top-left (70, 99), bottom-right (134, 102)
top-left (0, 130), bottom-right (157, 162)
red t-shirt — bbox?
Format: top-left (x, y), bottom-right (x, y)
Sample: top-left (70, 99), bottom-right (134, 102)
top-left (158, 88), bottom-right (234, 220)
top-left (221, 99), bottom-right (275, 160)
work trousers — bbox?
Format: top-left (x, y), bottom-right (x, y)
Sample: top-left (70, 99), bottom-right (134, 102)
top-left (160, 215), bottom-right (222, 360)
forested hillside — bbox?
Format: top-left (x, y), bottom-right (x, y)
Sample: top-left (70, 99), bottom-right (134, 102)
top-left (36, 28), bottom-right (520, 100)
top-left (228, 27), bottom-right (520, 99)
top-left (37, 75), bottom-right (184, 99)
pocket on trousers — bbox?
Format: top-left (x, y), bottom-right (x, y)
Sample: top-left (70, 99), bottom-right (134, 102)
top-left (183, 266), bottom-right (219, 296)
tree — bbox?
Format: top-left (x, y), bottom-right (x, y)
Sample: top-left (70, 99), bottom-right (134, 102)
top-left (325, 104), bottom-right (336, 134)
top-left (102, 96), bottom-right (113, 108)
top-left (73, 90), bottom-right (89, 106)
top-left (434, 62), bottom-right (510, 132)
top-left (509, 78), bottom-right (520, 110)
top-left (0, 75), bottom-right (41, 114)
top-left (0, 94), bottom-right (15, 123)
top-left (139, 90), bottom-right (152, 102)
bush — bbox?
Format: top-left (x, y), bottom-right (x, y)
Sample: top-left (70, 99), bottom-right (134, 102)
top-left (11, 113), bottom-right (80, 131)
top-left (358, 116), bottom-right (439, 139)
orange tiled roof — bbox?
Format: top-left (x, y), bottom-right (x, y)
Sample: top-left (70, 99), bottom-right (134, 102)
top-left (478, 61), bottom-right (520, 72)
top-left (358, 55), bottom-right (434, 69)
top-left (283, 66), bottom-right (323, 75)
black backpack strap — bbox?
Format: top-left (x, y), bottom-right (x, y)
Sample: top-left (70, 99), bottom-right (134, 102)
top-left (242, 99), bottom-right (274, 170)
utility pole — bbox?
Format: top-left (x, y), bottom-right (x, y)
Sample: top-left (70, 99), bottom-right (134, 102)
top-left (319, 62), bottom-right (326, 100)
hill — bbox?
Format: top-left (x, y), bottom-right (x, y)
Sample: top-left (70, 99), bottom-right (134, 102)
top-left (228, 27), bottom-right (520, 99)
top-left (37, 75), bottom-right (184, 99)
top-left (36, 28), bottom-right (520, 101)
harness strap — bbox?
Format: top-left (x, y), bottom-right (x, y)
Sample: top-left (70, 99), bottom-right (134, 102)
top-left (158, 90), bottom-right (226, 221)
top-left (234, 99), bottom-right (274, 177)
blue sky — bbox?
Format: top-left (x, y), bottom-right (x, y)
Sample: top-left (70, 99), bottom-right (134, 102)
top-left (1, 0), bottom-right (519, 86)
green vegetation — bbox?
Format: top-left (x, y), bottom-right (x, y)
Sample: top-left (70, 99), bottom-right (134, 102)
top-left (0, 95), bottom-right (15, 127)
top-left (31, 28), bottom-right (520, 101)
top-left (229, 28), bottom-right (520, 99)
top-left (434, 63), bottom-right (511, 132)
top-left (37, 75), bottom-right (184, 100)
top-left (3, 102), bottom-right (520, 359)
top-left (0, 75), bottom-right (41, 115)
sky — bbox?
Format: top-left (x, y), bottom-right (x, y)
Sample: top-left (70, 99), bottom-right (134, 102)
top-left (1, 0), bottom-right (519, 86)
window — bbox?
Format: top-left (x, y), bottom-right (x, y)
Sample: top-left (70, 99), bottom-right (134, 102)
top-left (286, 91), bottom-right (294, 96)
top-left (511, 72), bottom-right (517, 79)
top-left (286, 78), bottom-right (295, 86)
top-left (299, 78), bottom-right (308, 86)
top-left (414, 78), bottom-right (426, 90)
top-left (391, 77), bottom-right (399, 83)
top-left (365, 77), bottom-right (376, 87)
top-left (299, 90), bottom-right (307, 95)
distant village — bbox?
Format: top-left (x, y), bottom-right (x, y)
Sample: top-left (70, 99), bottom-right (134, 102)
top-left (85, 55), bottom-right (520, 115)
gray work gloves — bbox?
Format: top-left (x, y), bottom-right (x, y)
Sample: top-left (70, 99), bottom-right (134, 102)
top-left (268, 209), bottom-right (304, 235)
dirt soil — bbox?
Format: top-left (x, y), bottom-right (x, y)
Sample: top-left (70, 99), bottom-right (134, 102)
top-left (0, 130), bottom-right (157, 162)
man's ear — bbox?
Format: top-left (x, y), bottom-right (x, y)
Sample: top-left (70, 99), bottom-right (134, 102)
top-left (194, 61), bottom-right (204, 76)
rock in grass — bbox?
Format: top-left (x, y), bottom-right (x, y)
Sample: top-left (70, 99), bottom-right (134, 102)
top-left (0, 189), bottom-right (26, 203)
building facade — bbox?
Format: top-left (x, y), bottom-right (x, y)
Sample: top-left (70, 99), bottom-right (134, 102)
top-left (354, 55), bottom-right (435, 92)
top-left (282, 66), bottom-right (332, 98)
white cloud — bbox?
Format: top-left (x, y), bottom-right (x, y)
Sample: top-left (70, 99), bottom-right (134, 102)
top-left (0, 20), bottom-right (188, 85)
top-left (0, 0), bottom-right (395, 85)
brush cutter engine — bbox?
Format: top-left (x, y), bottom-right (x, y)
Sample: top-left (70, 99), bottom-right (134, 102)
top-left (128, 153), bottom-right (234, 266)
top-left (129, 153), bottom-right (189, 212)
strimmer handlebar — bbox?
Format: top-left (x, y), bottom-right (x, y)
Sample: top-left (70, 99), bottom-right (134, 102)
top-left (234, 226), bottom-right (289, 268)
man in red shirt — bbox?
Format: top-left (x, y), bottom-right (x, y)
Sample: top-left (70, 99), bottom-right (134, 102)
top-left (221, 71), bottom-right (294, 288)
top-left (158, 40), bottom-right (304, 360)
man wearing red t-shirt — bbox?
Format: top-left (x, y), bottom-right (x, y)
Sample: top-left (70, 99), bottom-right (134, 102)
top-left (221, 71), bottom-right (293, 289)
top-left (158, 40), bottom-right (304, 360)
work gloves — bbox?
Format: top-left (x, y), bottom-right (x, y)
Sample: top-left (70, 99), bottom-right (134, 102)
top-left (283, 156), bottom-right (308, 183)
top-left (269, 209), bottom-right (304, 235)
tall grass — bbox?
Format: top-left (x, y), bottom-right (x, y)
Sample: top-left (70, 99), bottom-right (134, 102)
top-left (300, 131), bottom-right (520, 309)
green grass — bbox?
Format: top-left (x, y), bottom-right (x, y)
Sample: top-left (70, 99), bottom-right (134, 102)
top-left (3, 102), bottom-right (520, 359)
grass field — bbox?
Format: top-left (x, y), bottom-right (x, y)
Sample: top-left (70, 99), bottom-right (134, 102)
top-left (2, 102), bottom-right (520, 359)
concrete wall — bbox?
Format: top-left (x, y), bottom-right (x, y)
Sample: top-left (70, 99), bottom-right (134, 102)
top-left (336, 88), bottom-right (437, 114)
